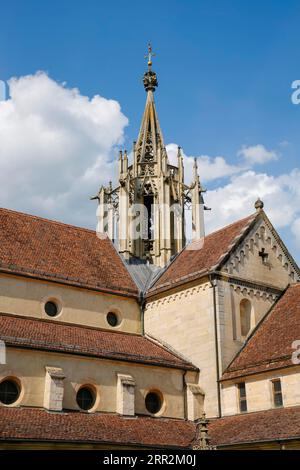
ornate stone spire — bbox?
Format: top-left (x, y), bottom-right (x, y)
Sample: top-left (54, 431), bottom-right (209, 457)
top-left (135, 44), bottom-right (165, 169)
top-left (94, 44), bottom-right (186, 267)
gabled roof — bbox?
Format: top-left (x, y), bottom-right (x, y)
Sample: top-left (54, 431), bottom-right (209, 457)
top-left (147, 213), bottom-right (257, 296)
top-left (0, 312), bottom-right (197, 370)
top-left (0, 207), bottom-right (138, 297)
top-left (147, 209), bottom-right (300, 297)
top-left (222, 283), bottom-right (300, 381)
top-left (209, 405), bottom-right (300, 447)
top-left (0, 407), bottom-right (197, 449)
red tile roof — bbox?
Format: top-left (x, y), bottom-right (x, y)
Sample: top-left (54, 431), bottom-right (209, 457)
top-left (222, 283), bottom-right (300, 381)
top-left (1, 405), bottom-right (299, 449)
top-left (209, 406), bottom-right (300, 447)
top-left (148, 214), bottom-right (257, 296)
top-left (0, 313), bottom-right (197, 370)
top-left (0, 407), bottom-right (196, 449)
top-left (0, 207), bottom-right (138, 297)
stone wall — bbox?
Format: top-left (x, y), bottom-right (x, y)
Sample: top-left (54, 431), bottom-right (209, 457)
top-left (221, 367), bottom-right (300, 415)
top-left (0, 274), bottom-right (140, 333)
top-left (0, 347), bottom-right (193, 419)
top-left (216, 279), bottom-right (279, 371)
top-left (145, 280), bottom-right (220, 418)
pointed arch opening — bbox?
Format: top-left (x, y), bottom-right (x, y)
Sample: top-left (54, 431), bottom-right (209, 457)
top-left (240, 299), bottom-right (254, 338)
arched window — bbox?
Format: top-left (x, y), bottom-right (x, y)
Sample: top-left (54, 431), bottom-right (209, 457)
top-left (240, 299), bottom-right (252, 337)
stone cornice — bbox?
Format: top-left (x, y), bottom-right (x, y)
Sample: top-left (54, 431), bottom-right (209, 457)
top-left (211, 271), bottom-right (284, 295)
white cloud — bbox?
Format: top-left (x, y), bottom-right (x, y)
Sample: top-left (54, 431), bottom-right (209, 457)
top-left (279, 140), bottom-right (290, 148)
top-left (166, 143), bottom-right (241, 183)
top-left (204, 169), bottom-right (300, 233)
top-left (237, 144), bottom-right (278, 165)
top-left (0, 72), bottom-right (299, 261)
top-left (167, 143), bottom-right (300, 258)
top-left (0, 72), bottom-right (128, 226)
top-left (291, 218), bottom-right (300, 248)
top-left (167, 140), bottom-right (300, 257)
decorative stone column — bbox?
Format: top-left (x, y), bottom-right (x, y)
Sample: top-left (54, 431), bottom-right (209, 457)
top-left (193, 413), bottom-right (216, 450)
top-left (44, 366), bottom-right (65, 411)
top-left (116, 374), bottom-right (136, 416)
top-left (186, 383), bottom-right (205, 421)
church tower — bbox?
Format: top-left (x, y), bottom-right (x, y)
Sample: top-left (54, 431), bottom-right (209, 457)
top-left (94, 44), bottom-right (207, 268)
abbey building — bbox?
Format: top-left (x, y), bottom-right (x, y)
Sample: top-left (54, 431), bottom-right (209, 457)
top-left (0, 50), bottom-right (300, 450)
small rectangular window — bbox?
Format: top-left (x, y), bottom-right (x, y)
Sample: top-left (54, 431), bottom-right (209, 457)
top-left (237, 382), bottom-right (247, 413)
top-left (272, 379), bottom-right (283, 408)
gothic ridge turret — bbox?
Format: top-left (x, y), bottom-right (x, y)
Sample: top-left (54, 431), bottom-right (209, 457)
top-left (94, 44), bottom-right (207, 267)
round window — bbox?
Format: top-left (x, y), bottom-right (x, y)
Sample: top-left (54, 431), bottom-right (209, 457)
top-left (106, 312), bottom-right (118, 327)
top-left (76, 386), bottom-right (96, 411)
top-left (44, 300), bottom-right (58, 317)
top-left (145, 391), bottom-right (162, 414)
top-left (0, 379), bottom-right (20, 405)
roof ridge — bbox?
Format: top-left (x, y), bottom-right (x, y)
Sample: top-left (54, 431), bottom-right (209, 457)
top-left (200, 212), bottom-right (256, 241)
top-left (0, 206), bottom-right (98, 236)
top-left (0, 206), bottom-right (138, 296)
top-left (261, 211), bottom-right (300, 275)
top-left (147, 211), bottom-right (258, 295)
top-left (223, 354), bottom-right (292, 375)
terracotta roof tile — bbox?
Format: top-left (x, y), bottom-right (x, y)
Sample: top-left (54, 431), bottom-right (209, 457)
top-left (148, 214), bottom-right (257, 295)
top-left (222, 283), bottom-right (300, 380)
top-left (0, 207), bottom-right (138, 297)
top-left (209, 406), bottom-right (300, 447)
top-left (0, 407), bottom-right (196, 448)
top-left (0, 313), bottom-right (197, 370)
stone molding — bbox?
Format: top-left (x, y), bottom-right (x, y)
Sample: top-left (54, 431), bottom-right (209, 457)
top-left (222, 222), bottom-right (299, 282)
top-left (145, 282), bottom-right (211, 310)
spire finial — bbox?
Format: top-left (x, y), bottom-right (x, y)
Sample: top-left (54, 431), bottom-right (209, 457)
top-left (143, 43), bottom-right (158, 92)
top-left (177, 146), bottom-right (182, 160)
top-left (145, 42), bottom-right (155, 69)
top-left (255, 198), bottom-right (264, 211)
top-left (193, 157), bottom-right (198, 179)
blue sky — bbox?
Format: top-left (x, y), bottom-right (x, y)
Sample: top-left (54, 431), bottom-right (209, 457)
top-left (0, 0), bottom-right (300, 261)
